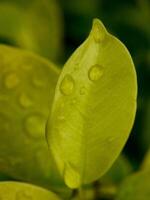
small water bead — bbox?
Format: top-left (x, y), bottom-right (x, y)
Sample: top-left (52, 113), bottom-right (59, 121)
top-left (58, 115), bottom-right (65, 121)
top-left (64, 163), bottom-right (81, 189)
top-left (88, 64), bottom-right (103, 81)
top-left (71, 98), bottom-right (77, 105)
top-left (80, 86), bottom-right (86, 95)
top-left (5, 73), bottom-right (19, 89)
top-left (108, 137), bottom-right (114, 143)
top-left (19, 93), bottom-right (32, 108)
top-left (25, 114), bottom-right (45, 139)
top-left (21, 63), bottom-right (33, 71)
top-left (32, 76), bottom-right (45, 88)
top-left (60, 74), bottom-right (75, 96)
top-left (16, 190), bottom-right (33, 200)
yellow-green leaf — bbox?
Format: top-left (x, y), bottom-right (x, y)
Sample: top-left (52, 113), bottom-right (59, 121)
top-left (116, 170), bottom-right (150, 200)
top-left (0, 45), bottom-right (68, 194)
top-left (46, 18), bottom-right (137, 188)
top-left (0, 181), bottom-right (60, 200)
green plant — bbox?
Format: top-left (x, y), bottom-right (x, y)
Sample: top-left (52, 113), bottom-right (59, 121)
top-left (0, 18), bottom-right (139, 199)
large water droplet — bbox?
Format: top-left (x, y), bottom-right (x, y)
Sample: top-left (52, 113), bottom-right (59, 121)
top-left (64, 163), bottom-right (81, 189)
top-left (92, 19), bottom-right (106, 43)
top-left (88, 64), bottom-right (103, 81)
top-left (25, 114), bottom-right (45, 139)
top-left (16, 190), bottom-right (32, 200)
top-left (19, 94), bottom-right (32, 108)
top-left (60, 74), bottom-right (75, 95)
top-left (4, 73), bottom-right (19, 89)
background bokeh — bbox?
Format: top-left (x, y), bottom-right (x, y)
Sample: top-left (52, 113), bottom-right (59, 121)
top-left (0, 0), bottom-right (149, 199)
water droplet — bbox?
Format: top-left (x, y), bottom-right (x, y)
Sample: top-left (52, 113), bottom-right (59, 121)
top-left (16, 190), bottom-right (32, 200)
top-left (71, 98), bottom-right (77, 105)
top-left (32, 77), bottom-right (45, 88)
top-left (58, 115), bottom-right (65, 121)
top-left (5, 73), bottom-right (19, 89)
top-left (19, 93), bottom-right (32, 108)
top-left (64, 163), bottom-right (81, 189)
top-left (92, 19), bottom-right (106, 43)
top-left (88, 64), bottom-right (103, 81)
top-left (60, 74), bottom-right (75, 95)
top-left (80, 87), bottom-right (86, 95)
top-left (25, 114), bottom-right (45, 139)
top-left (74, 62), bottom-right (79, 71)
top-left (21, 63), bottom-right (33, 71)
top-left (108, 137), bottom-right (114, 143)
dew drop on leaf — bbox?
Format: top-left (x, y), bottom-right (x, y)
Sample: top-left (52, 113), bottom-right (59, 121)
top-left (16, 190), bottom-right (32, 200)
top-left (19, 93), bottom-right (32, 108)
top-left (25, 114), bottom-right (45, 139)
top-left (88, 64), bottom-right (103, 81)
top-left (58, 115), bottom-right (65, 121)
top-left (32, 76), bottom-right (45, 88)
top-left (80, 86), bottom-right (86, 95)
top-left (64, 163), bottom-right (81, 189)
top-left (60, 74), bottom-right (75, 95)
top-left (4, 73), bottom-right (19, 89)
top-left (71, 98), bottom-right (77, 105)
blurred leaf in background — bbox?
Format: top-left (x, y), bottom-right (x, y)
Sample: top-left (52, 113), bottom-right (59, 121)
top-left (0, 181), bottom-right (61, 200)
top-left (0, 0), bottom-right (63, 62)
top-left (116, 170), bottom-right (150, 200)
top-left (0, 45), bottom-right (71, 198)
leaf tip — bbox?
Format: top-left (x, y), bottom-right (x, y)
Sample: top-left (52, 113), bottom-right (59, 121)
top-left (64, 164), bottom-right (81, 189)
top-left (91, 18), bottom-right (107, 43)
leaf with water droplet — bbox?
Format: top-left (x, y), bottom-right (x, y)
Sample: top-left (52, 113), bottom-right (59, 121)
top-left (116, 170), bottom-right (150, 200)
top-left (0, 45), bottom-right (71, 198)
top-left (46, 18), bottom-right (137, 188)
top-left (0, 181), bottom-right (60, 200)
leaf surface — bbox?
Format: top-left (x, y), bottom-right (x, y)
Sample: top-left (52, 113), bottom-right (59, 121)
top-left (47, 19), bottom-right (137, 188)
top-left (0, 45), bottom-right (70, 196)
top-left (0, 181), bottom-right (60, 200)
top-left (116, 170), bottom-right (150, 200)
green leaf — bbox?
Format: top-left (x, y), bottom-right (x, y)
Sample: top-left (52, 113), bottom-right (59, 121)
top-left (46, 18), bottom-right (137, 188)
top-left (0, 181), bottom-right (60, 200)
top-left (0, 45), bottom-right (70, 195)
top-left (116, 170), bottom-right (150, 200)
top-left (0, 0), bottom-right (63, 61)
top-left (0, 2), bottom-right (22, 44)
top-left (17, 0), bottom-right (63, 61)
